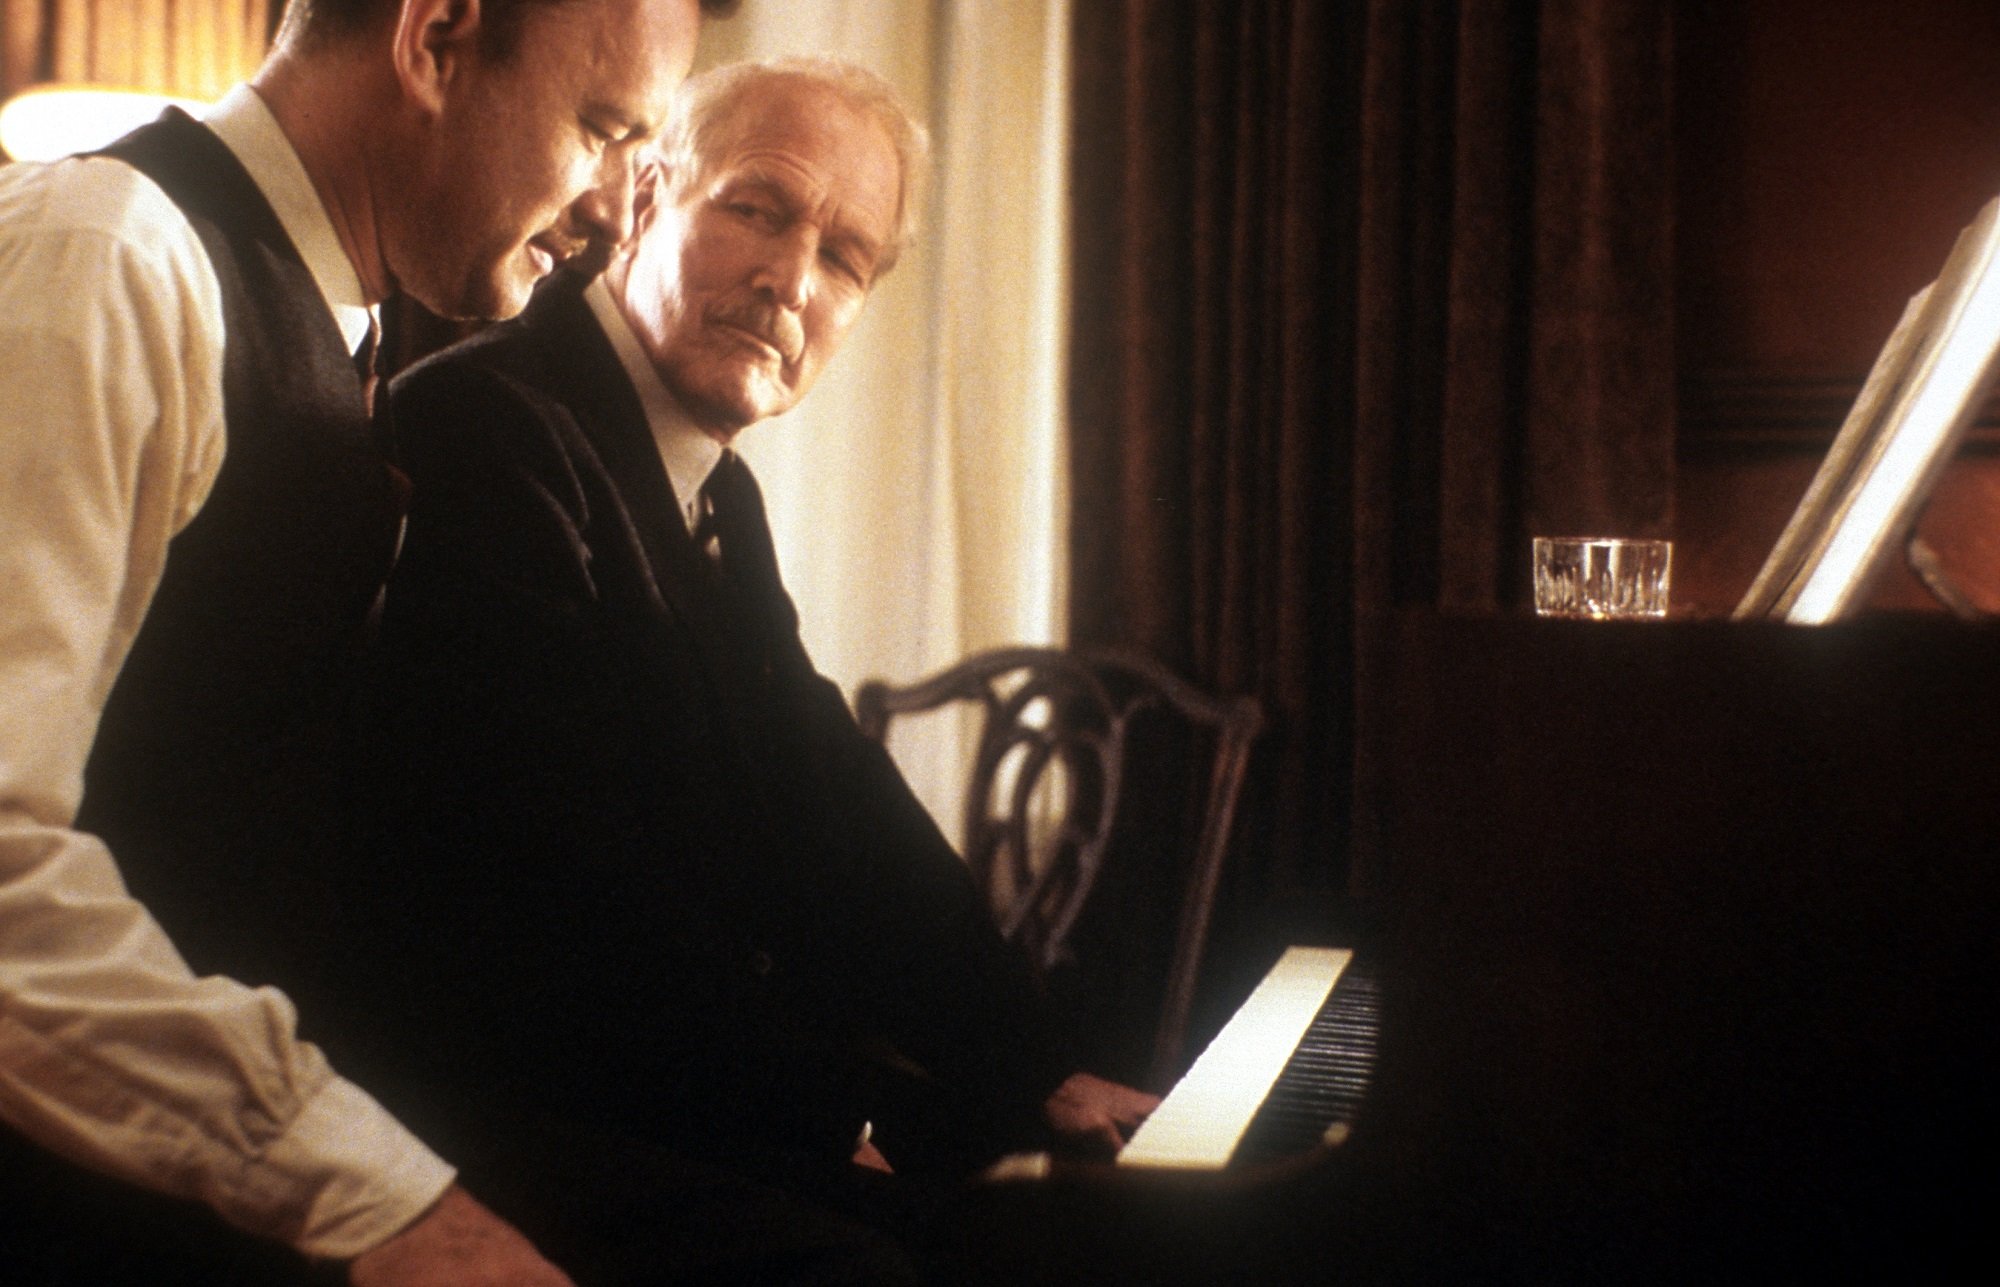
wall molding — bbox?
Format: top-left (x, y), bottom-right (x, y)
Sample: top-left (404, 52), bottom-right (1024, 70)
top-left (1679, 369), bottom-right (2000, 455)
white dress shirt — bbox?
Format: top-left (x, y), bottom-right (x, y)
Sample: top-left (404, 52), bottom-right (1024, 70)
top-left (0, 87), bottom-right (451, 1259)
top-left (586, 275), bottom-right (724, 530)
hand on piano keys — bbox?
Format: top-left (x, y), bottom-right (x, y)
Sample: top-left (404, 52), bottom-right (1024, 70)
top-left (1042, 1072), bottom-right (1163, 1158)
top-left (951, 951), bottom-right (1377, 1287)
top-left (980, 946), bottom-right (1378, 1181)
top-left (1119, 946), bottom-right (1375, 1171)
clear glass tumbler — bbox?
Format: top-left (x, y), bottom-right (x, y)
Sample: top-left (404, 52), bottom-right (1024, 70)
top-left (1532, 537), bottom-right (1672, 619)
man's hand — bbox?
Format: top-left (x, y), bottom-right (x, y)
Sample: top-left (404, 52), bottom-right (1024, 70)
top-left (348, 1185), bottom-right (573, 1287)
top-left (1041, 1071), bottom-right (1162, 1159)
top-left (853, 1136), bottom-right (895, 1174)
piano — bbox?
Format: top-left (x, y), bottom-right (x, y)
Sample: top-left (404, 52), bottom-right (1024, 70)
top-left (949, 612), bottom-right (2000, 1285)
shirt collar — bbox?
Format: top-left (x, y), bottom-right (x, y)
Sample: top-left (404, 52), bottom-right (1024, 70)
top-left (202, 84), bottom-right (375, 355)
top-left (585, 275), bottom-right (724, 532)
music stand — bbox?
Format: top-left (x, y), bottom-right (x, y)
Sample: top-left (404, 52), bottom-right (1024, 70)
top-left (1735, 194), bottom-right (2000, 623)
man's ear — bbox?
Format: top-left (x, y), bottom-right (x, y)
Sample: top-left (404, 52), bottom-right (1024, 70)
top-left (392, 0), bottom-right (485, 115)
top-left (631, 156), bottom-right (669, 240)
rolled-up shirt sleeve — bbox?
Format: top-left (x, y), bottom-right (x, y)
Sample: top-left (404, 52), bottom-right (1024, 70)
top-left (0, 157), bottom-right (453, 1260)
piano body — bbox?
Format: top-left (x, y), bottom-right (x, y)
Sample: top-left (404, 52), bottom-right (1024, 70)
top-left (947, 612), bottom-right (2000, 1284)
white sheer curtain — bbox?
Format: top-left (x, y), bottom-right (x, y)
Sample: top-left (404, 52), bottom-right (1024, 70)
top-left (697, 2), bottom-right (1072, 836)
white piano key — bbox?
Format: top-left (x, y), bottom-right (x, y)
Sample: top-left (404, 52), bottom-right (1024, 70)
top-left (1118, 946), bottom-right (1352, 1170)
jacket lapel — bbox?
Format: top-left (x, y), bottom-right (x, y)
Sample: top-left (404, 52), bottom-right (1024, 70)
top-left (525, 281), bottom-right (720, 633)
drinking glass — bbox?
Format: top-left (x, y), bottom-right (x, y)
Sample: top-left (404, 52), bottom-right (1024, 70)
top-left (1532, 537), bottom-right (1672, 619)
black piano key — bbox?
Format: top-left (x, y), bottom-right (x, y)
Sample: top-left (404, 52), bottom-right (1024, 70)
top-left (1230, 964), bottom-right (1381, 1166)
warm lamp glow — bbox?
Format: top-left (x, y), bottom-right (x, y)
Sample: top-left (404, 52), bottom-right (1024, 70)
top-left (0, 85), bottom-right (206, 163)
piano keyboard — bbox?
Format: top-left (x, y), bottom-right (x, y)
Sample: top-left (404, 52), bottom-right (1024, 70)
top-left (1120, 946), bottom-right (1377, 1170)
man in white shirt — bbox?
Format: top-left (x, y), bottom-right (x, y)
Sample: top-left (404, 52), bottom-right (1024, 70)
top-left (0, 1), bottom-right (713, 1282)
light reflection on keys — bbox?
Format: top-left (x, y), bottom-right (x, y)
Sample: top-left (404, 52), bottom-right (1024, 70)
top-left (1118, 946), bottom-right (1353, 1170)
top-left (1232, 968), bottom-right (1380, 1164)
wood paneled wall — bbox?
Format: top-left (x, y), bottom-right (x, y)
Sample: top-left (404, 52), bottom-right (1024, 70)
top-left (1674, 0), bottom-right (2000, 617)
top-left (1, 0), bottom-right (271, 102)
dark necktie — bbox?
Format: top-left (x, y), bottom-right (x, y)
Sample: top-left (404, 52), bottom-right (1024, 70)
top-left (691, 451), bottom-right (784, 670)
top-left (353, 314), bottom-right (382, 417)
top-left (356, 311), bottom-right (409, 637)
top-left (693, 450), bottom-right (750, 572)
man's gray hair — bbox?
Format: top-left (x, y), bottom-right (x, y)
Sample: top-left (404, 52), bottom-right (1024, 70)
top-left (655, 56), bottom-right (930, 278)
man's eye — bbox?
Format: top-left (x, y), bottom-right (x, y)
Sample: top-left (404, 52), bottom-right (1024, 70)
top-left (822, 247), bottom-right (864, 283)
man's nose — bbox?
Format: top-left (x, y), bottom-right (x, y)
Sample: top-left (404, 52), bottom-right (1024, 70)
top-left (573, 156), bottom-right (639, 253)
top-left (751, 231), bottom-right (814, 312)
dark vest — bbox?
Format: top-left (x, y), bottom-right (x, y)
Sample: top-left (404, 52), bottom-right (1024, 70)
top-left (75, 111), bottom-right (405, 1016)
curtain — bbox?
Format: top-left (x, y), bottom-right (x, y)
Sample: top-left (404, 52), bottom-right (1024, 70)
top-left (1, 0), bottom-right (269, 101)
top-left (700, 1), bottom-right (1073, 834)
top-left (1068, 0), bottom-right (1676, 925)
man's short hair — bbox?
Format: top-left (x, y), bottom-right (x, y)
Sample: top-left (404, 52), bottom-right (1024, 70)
top-left (655, 56), bottom-right (929, 278)
top-left (274, 0), bottom-right (738, 61)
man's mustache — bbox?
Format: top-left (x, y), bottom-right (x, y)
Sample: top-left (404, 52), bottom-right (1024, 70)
top-left (710, 301), bottom-right (804, 366)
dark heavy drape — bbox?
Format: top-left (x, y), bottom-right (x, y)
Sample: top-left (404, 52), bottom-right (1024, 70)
top-left (1068, 0), bottom-right (1676, 915)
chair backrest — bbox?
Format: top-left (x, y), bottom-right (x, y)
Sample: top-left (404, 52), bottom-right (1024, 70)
top-left (854, 646), bottom-right (1262, 1089)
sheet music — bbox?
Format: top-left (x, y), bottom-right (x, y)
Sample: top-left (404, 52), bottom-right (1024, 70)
top-left (1737, 194), bottom-right (2000, 622)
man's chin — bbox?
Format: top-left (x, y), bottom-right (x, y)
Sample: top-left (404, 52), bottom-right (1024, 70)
top-left (441, 269), bottom-right (539, 324)
top-left (675, 376), bottom-right (783, 438)
top-left (724, 379), bottom-right (795, 430)
top-left (489, 262), bottom-right (549, 319)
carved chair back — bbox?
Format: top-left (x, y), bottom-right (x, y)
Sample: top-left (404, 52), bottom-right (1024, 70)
top-left (855, 646), bottom-right (1261, 1087)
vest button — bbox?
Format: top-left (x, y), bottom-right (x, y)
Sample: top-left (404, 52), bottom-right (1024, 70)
top-left (749, 949), bottom-right (775, 977)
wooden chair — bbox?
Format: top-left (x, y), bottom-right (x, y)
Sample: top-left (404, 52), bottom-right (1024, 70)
top-left (854, 646), bottom-right (1262, 1090)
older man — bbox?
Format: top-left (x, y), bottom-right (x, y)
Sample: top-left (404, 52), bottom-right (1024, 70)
top-left (0, 2), bottom-right (720, 1283)
top-left (361, 56), bottom-right (1155, 1278)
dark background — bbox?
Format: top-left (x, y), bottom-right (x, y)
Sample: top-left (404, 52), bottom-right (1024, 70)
top-left (1065, 0), bottom-right (2000, 985)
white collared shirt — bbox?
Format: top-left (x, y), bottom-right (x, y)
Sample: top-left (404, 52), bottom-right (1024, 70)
top-left (0, 88), bottom-right (449, 1259)
top-left (585, 275), bottom-right (724, 530)
top-left (205, 85), bottom-right (378, 356)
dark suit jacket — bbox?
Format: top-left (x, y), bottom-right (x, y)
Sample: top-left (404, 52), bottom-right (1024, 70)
top-left (350, 272), bottom-right (1069, 1174)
